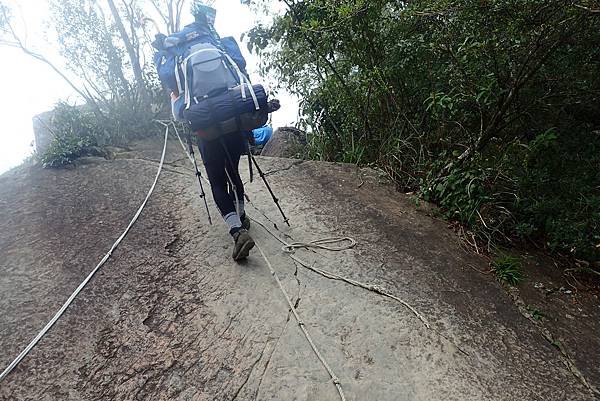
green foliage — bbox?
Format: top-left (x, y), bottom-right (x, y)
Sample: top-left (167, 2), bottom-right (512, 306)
top-left (41, 133), bottom-right (96, 168)
top-left (492, 253), bottom-right (525, 286)
top-left (249, 0), bottom-right (600, 262)
top-left (51, 0), bottom-right (127, 96)
top-left (526, 305), bottom-right (546, 321)
top-left (40, 102), bottom-right (105, 167)
top-left (515, 130), bottom-right (600, 261)
top-left (423, 164), bottom-right (492, 226)
top-left (3, 1), bottom-right (169, 166)
top-left (48, 0), bottom-right (165, 135)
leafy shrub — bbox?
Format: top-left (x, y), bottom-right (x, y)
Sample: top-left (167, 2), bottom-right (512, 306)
top-left (40, 102), bottom-right (104, 167)
top-left (249, 0), bottom-right (600, 263)
top-left (39, 92), bottom-right (163, 168)
top-left (423, 163), bottom-right (493, 226)
top-left (515, 130), bottom-right (600, 261)
top-left (40, 133), bottom-right (97, 167)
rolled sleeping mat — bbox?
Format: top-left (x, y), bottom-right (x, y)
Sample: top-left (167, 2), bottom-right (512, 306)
top-left (194, 110), bottom-right (269, 141)
top-left (183, 83), bottom-right (268, 132)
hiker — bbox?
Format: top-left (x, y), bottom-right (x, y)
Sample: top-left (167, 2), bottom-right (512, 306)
top-left (166, 4), bottom-right (256, 260)
top-left (153, 1), bottom-right (283, 260)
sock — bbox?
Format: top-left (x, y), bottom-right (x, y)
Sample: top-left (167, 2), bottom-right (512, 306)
top-left (224, 212), bottom-right (242, 236)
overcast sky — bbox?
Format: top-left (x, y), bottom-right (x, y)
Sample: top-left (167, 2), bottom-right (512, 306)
top-left (0, 0), bottom-right (297, 174)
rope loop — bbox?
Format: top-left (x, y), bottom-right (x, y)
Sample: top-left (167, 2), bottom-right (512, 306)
top-left (282, 237), bottom-right (357, 253)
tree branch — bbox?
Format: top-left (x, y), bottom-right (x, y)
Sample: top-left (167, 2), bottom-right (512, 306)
top-left (575, 4), bottom-right (600, 14)
top-left (107, 0), bottom-right (145, 93)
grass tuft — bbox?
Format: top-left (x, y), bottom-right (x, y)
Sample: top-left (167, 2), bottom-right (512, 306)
top-left (492, 253), bottom-right (524, 285)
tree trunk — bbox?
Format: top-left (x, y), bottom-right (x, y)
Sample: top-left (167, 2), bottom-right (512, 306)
top-left (106, 0), bottom-right (146, 95)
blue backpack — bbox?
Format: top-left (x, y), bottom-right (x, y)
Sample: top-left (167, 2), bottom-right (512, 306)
top-left (220, 36), bottom-right (247, 74)
top-left (153, 23), bottom-right (247, 96)
top-left (153, 23), bottom-right (274, 139)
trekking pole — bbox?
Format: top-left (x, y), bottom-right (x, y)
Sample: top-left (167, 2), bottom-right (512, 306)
top-left (186, 133), bottom-right (213, 225)
top-left (247, 141), bottom-right (254, 183)
top-left (220, 137), bottom-right (289, 226)
top-left (249, 153), bottom-right (290, 226)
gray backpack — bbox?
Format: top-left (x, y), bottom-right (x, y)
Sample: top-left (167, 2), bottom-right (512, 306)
top-left (182, 43), bottom-right (246, 107)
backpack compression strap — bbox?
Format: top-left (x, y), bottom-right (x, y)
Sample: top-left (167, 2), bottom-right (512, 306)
top-left (222, 53), bottom-right (260, 111)
top-left (174, 57), bottom-right (184, 95)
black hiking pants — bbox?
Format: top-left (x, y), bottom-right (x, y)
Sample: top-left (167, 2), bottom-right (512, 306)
top-left (197, 132), bottom-right (247, 232)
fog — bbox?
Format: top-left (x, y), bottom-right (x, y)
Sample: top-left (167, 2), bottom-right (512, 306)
top-left (0, 0), bottom-right (297, 174)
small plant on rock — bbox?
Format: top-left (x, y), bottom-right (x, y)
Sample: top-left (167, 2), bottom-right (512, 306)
top-left (492, 253), bottom-right (524, 285)
top-left (526, 305), bottom-right (546, 321)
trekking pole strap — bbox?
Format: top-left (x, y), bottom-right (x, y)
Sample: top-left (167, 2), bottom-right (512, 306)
top-left (178, 125), bottom-right (212, 225)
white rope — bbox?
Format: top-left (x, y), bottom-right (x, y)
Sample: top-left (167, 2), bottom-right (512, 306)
top-left (255, 242), bottom-right (347, 401)
top-left (166, 121), bottom-right (210, 185)
top-left (173, 123), bottom-right (443, 390)
top-left (172, 124), bottom-right (430, 393)
top-left (164, 120), bottom-right (194, 165)
top-left (283, 237), bottom-right (356, 253)
top-left (250, 217), bottom-right (431, 330)
top-left (0, 125), bottom-right (170, 383)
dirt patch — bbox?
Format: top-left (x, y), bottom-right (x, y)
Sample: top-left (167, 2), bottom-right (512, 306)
top-left (510, 251), bottom-right (600, 390)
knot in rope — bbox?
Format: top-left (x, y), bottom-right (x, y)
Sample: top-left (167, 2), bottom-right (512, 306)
top-left (368, 284), bottom-right (386, 294)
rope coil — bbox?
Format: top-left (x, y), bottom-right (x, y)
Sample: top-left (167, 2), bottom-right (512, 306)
top-left (250, 216), bottom-right (431, 330)
top-left (282, 237), bottom-right (356, 253)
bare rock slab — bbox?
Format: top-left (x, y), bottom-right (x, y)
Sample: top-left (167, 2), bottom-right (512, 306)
top-left (0, 137), bottom-right (597, 400)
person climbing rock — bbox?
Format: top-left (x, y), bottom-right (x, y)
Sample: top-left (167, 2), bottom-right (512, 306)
top-left (162, 3), bottom-right (256, 260)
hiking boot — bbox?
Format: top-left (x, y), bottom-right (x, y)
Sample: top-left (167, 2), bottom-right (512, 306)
top-left (241, 213), bottom-right (251, 231)
top-left (232, 229), bottom-right (255, 261)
